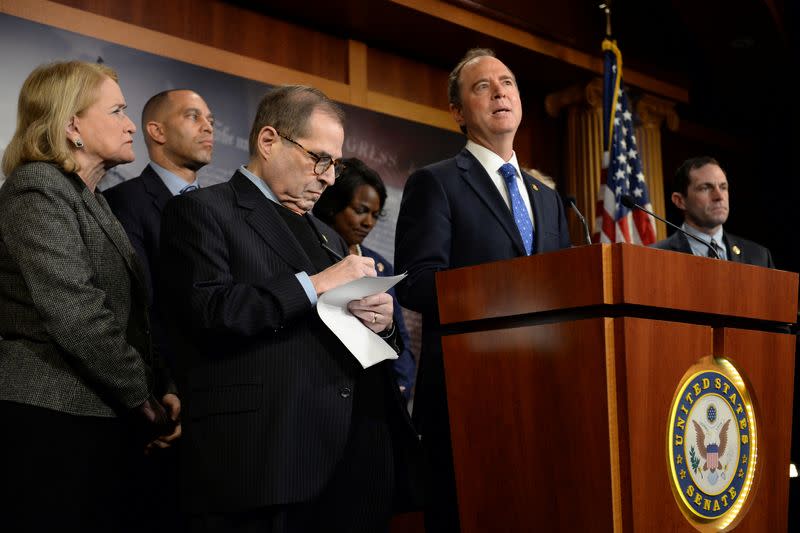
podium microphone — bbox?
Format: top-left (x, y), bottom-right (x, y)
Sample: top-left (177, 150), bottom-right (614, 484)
top-left (619, 194), bottom-right (719, 259)
top-left (563, 195), bottom-right (592, 245)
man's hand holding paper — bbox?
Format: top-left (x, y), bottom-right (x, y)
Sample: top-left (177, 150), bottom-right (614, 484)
top-left (316, 273), bottom-right (408, 368)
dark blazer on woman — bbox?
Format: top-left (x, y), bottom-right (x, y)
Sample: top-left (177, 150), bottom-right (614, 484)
top-left (0, 162), bottom-right (164, 416)
top-left (360, 246), bottom-right (416, 401)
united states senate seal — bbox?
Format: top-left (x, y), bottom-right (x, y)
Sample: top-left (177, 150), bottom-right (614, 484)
top-left (667, 356), bottom-right (758, 532)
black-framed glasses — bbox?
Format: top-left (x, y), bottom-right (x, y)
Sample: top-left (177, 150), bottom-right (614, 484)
top-left (277, 132), bottom-right (345, 178)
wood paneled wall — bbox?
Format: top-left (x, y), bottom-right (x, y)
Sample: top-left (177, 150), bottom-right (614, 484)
top-left (8, 0), bottom-right (559, 166)
top-left (52, 0), bottom-right (351, 82)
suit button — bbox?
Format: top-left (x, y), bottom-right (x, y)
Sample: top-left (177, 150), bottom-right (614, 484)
top-left (339, 387), bottom-right (352, 399)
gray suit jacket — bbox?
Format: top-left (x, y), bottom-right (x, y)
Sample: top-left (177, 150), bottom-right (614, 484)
top-left (0, 162), bottom-right (163, 417)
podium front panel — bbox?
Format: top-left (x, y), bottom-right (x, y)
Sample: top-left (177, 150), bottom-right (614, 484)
top-left (442, 318), bottom-right (615, 533)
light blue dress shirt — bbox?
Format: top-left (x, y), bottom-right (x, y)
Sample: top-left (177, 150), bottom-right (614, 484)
top-left (149, 161), bottom-right (199, 196)
top-left (681, 222), bottom-right (728, 260)
top-left (238, 165), bottom-right (318, 305)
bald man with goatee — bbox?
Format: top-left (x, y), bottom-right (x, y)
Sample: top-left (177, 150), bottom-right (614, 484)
top-left (104, 88), bottom-right (214, 532)
top-left (105, 89), bottom-right (215, 367)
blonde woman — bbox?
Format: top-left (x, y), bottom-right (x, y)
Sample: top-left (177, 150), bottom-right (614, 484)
top-left (0, 61), bottom-right (178, 532)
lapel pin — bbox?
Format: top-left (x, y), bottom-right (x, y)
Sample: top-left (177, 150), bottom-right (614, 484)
top-left (377, 262), bottom-right (385, 273)
top-left (731, 245), bottom-right (741, 256)
top-left (531, 183), bottom-right (539, 192)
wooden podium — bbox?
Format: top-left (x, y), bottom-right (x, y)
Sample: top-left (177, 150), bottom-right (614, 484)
top-left (434, 244), bottom-right (797, 532)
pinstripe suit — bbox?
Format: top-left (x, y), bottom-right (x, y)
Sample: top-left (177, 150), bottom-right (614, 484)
top-left (160, 171), bottom-right (420, 517)
top-left (0, 162), bottom-right (164, 415)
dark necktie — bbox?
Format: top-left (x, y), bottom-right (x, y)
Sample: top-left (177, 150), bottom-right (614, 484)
top-left (708, 239), bottom-right (722, 259)
top-left (180, 184), bottom-right (198, 195)
top-left (499, 163), bottom-right (534, 255)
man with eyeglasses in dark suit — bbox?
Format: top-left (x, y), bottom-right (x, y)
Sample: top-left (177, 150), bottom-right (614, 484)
top-left (160, 85), bottom-right (420, 532)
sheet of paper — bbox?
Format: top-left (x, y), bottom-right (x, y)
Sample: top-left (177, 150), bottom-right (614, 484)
top-left (317, 273), bottom-right (407, 369)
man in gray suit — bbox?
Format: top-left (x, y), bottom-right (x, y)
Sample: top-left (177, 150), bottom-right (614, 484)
top-left (653, 156), bottom-right (774, 267)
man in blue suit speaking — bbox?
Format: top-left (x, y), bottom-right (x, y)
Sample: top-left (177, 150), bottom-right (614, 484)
top-left (394, 48), bottom-right (571, 533)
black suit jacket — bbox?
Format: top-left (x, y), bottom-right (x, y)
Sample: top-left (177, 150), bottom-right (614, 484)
top-left (652, 229), bottom-right (774, 268)
top-left (104, 165), bottom-right (174, 363)
top-left (160, 171), bottom-right (419, 513)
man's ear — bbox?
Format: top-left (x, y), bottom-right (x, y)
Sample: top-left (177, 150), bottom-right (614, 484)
top-left (449, 103), bottom-right (465, 129)
top-left (671, 191), bottom-right (686, 211)
top-left (257, 126), bottom-right (279, 161)
top-left (145, 121), bottom-right (166, 145)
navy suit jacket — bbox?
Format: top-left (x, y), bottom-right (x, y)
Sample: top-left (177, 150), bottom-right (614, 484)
top-left (395, 148), bottom-right (571, 320)
top-left (104, 165), bottom-right (174, 363)
top-left (652, 229), bottom-right (774, 268)
top-left (394, 147), bottom-right (571, 430)
top-left (160, 171), bottom-right (420, 513)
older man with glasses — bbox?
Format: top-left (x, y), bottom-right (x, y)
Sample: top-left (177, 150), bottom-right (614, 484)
top-left (159, 85), bottom-right (420, 532)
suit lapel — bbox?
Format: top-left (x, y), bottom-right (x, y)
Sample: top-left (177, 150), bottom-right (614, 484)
top-left (672, 231), bottom-right (693, 254)
top-left (456, 149), bottom-right (526, 255)
top-left (521, 172), bottom-right (545, 253)
top-left (82, 187), bottom-right (146, 287)
top-left (231, 172), bottom-right (316, 273)
top-left (141, 165), bottom-right (173, 214)
top-left (307, 215), bottom-right (347, 259)
top-left (723, 233), bottom-right (744, 263)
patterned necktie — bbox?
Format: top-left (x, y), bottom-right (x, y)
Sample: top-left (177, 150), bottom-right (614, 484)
top-left (180, 184), bottom-right (198, 195)
top-left (708, 239), bottom-right (725, 260)
top-left (499, 163), bottom-right (534, 255)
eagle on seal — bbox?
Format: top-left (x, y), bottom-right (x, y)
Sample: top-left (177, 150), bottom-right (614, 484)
top-left (693, 419), bottom-right (731, 472)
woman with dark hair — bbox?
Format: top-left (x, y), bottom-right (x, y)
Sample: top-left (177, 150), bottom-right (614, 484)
top-left (314, 157), bottom-right (416, 401)
top-left (0, 61), bottom-right (178, 532)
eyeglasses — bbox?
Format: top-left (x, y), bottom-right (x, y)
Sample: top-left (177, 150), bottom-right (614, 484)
top-left (277, 132), bottom-right (345, 178)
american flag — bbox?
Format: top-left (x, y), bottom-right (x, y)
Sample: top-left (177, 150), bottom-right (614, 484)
top-left (595, 39), bottom-right (656, 245)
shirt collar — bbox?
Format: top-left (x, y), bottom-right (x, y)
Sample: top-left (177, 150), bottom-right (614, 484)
top-left (239, 165), bottom-right (280, 204)
top-left (149, 161), bottom-right (199, 197)
top-left (681, 222), bottom-right (726, 257)
top-left (465, 140), bottom-right (521, 179)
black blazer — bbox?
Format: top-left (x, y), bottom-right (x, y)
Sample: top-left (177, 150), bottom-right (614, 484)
top-left (160, 171), bottom-right (419, 513)
top-left (104, 165), bottom-right (174, 363)
top-left (652, 229), bottom-right (774, 268)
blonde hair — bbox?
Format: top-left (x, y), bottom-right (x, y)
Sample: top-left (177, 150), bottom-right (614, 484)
top-left (1, 61), bottom-right (118, 177)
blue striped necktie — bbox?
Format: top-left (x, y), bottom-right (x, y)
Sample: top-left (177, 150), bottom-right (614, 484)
top-left (180, 184), bottom-right (198, 195)
top-left (499, 163), bottom-right (533, 255)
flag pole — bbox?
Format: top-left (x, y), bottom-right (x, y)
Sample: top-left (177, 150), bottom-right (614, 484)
top-left (599, 2), bottom-right (612, 38)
